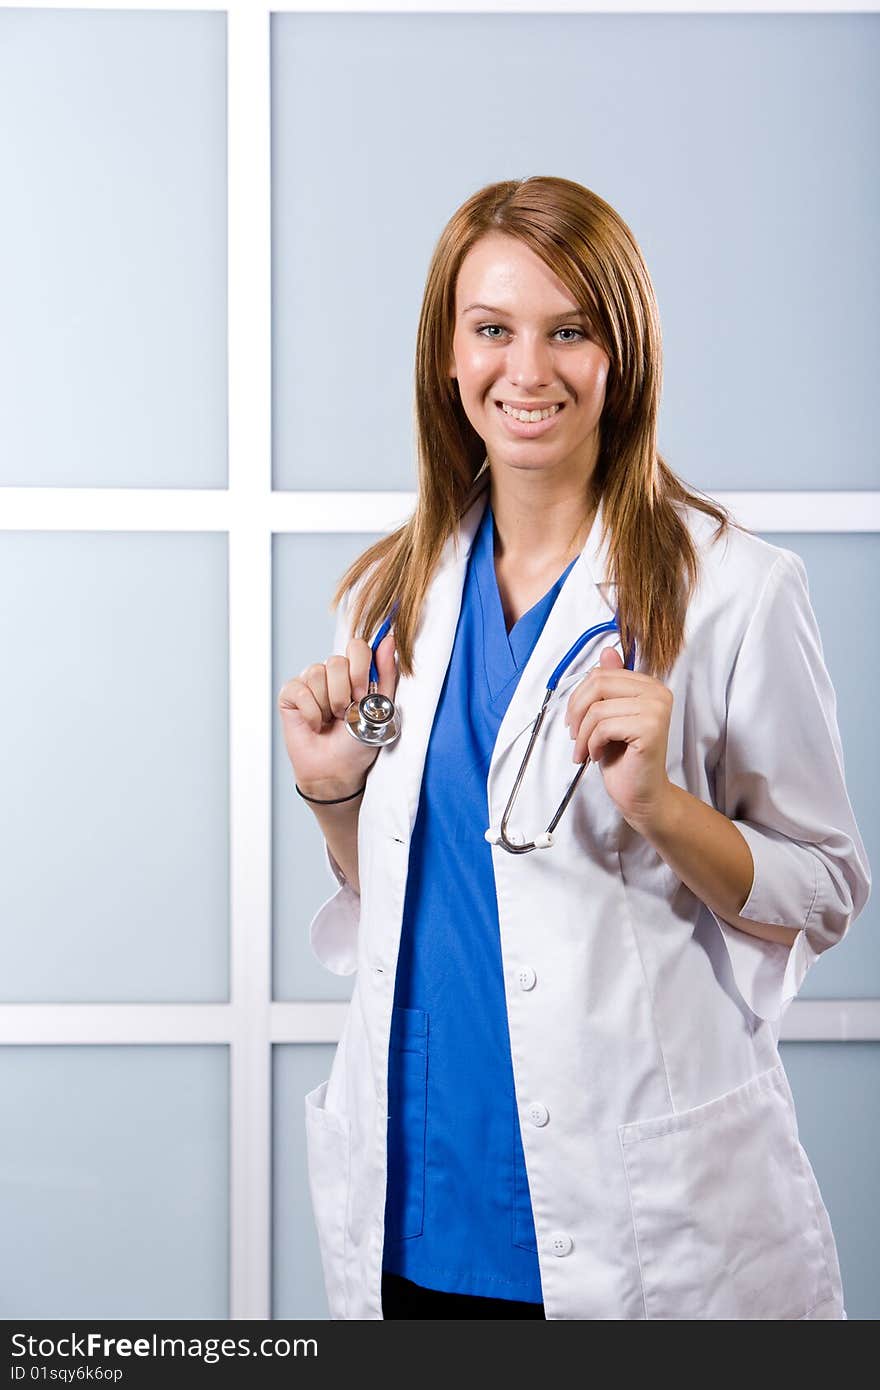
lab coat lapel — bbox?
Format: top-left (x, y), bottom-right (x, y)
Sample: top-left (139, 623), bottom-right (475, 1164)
top-left (375, 484), bottom-right (490, 836)
top-left (486, 494), bottom-right (621, 810)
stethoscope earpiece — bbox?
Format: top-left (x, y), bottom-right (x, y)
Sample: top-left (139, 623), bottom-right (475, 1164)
top-left (484, 825), bottom-right (554, 850)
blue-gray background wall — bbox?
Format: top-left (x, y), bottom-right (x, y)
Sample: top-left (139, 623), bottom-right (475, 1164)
top-left (0, 7), bottom-right (876, 1320)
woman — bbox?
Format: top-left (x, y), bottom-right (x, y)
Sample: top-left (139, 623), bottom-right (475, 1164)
top-left (279, 177), bottom-right (871, 1320)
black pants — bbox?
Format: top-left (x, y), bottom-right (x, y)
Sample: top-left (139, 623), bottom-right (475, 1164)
top-left (382, 1270), bottom-right (546, 1319)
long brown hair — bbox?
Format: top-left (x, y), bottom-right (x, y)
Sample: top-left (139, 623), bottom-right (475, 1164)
top-left (331, 176), bottom-right (747, 680)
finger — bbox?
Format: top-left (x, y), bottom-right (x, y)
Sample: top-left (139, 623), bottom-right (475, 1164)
top-left (567, 681), bottom-right (642, 733)
top-left (587, 714), bottom-right (643, 764)
top-left (298, 663), bottom-right (333, 725)
top-left (598, 646), bottom-right (624, 668)
top-left (576, 713), bottom-right (642, 764)
top-left (571, 696), bottom-right (643, 729)
top-left (324, 639), bottom-right (369, 719)
top-left (565, 672), bottom-right (654, 728)
top-left (278, 675), bottom-right (325, 734)
top-left (345, 637), bottom-right (373, 702)
top-left (570, 698), bottom-right (638, 760)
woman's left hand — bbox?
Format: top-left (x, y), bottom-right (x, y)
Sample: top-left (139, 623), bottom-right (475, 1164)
top-left (564, 645), bottom-right (673, 834)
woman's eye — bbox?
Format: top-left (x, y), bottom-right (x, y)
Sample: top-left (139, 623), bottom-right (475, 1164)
top-left (475, 324), bottom-right (585, 342)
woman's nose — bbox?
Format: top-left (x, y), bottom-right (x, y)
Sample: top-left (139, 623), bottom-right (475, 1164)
top-left (506, 334), bottom-right (554, 387)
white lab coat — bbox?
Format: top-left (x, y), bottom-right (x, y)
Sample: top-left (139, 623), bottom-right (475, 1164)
top-left (303, 483), bottom-right (870, 1320)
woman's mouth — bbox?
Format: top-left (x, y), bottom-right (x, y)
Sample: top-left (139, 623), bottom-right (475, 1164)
top-left (495, 400), bottom-right (565, 437)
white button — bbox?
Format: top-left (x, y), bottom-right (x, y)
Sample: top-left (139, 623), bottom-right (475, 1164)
top-left (517, 965), bottom-right (537, 991)
top-left (527, 1101), bottom-right (549, 1127)
top-left (549, 1232), bottom-right (573, 1257)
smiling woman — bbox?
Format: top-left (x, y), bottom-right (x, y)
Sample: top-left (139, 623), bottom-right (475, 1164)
top-left (281, 175), bottom-right (871, 1320)
top-left (334, 177), bottom-right (732, 686)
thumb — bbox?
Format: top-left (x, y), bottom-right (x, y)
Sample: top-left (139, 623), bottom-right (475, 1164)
top-left (599, 644), bottom-right (624, 669)
top-left (373, 629), bottom-right (399, 698)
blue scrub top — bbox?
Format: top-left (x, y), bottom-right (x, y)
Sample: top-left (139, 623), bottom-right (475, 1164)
top-left (382, 501), bottom-right (578, 1303)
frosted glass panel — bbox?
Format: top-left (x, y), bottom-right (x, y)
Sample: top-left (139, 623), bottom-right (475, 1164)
top-left (273, 532), bottom-right (382, 1001)
top-left (0, 9), bottom-right (227, 488)
top-left (780, 1041), bottom-right (880, 1321)
top-left (0, 532), bottom-right (229, 1002)
top-left (762, 533), bottom-right (877, 998)
top-left (273, 1043), bottom-right (338, 1320)
top-left (272, 12), bottom-right (878, 492)
top-left (0, 1046), bottom-right (228, 1319)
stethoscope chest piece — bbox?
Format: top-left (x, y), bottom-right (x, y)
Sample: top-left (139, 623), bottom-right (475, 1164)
top-left (344, 685), bottom-right (401, 747)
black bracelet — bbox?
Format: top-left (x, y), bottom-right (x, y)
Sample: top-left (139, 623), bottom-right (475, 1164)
top-left (295, 781), bottom-right (366, 805)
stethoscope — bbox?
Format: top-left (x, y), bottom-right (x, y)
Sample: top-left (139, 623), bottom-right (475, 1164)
top-left (345, 604), bottom-right (636, 855)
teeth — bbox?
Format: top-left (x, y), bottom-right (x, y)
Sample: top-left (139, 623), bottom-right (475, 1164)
top-left (501, 402), bottom-right (562, 423)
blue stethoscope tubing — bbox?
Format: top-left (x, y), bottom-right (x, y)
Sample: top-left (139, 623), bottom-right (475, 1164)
top-left (352, 603), bottom-right (636, 853)
top-left (366, 604), bottom-right (399, 688)
top-left (368, 608), bottom-right (635, 688)
top-left (488, 614), bottom-right (636, 852)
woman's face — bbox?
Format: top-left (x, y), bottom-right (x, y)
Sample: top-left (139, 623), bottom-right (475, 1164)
top-left (449, 232), bottom-right (610, 482)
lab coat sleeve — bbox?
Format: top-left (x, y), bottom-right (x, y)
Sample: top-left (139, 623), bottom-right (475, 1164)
top-left (306, 587), bottom-right (361, 976)
top-left (709, 551), bottom-right (871, 1023)
top-left (308, 839), bottom-right (361, 976)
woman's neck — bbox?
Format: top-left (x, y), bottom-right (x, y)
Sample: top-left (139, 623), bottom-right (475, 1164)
top-left (490, 482), bottom-right (598, 575)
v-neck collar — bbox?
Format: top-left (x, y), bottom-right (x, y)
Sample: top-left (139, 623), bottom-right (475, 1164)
top-left (368, 478), bottom-right (621, 842)
top-left (473, 502), bottom-right (578, 702)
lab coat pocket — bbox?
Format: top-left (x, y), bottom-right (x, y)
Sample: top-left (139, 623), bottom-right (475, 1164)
top-left (385, 1006), bottom-right (429, 1242)
top-left (512, 1097), bottom-right (539, 1253)
top-left (304, 1080), bottom-right (351, 1320)
top-left (618, 1062), bottom-right (832, 1320)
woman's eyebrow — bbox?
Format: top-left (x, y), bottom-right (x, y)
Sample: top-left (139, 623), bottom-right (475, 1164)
top-left (461, 302), bottom-right (591, 320)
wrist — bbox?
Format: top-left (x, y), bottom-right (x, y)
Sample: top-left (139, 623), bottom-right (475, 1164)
top-left (626, 779), bottom-right (681, 842)
top-left (296, 775), bottom-right (366, 802)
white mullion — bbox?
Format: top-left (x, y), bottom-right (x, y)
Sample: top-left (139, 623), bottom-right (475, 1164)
top-left (228, 5), bottom-right (273, 1322)
top-left (0, 489), bottom-right (233, 530)
top-left (7, 3), bottom-right (880, 17)
top-left (777, 1000), bottom-right (880, 1041)
top-left (1, 1000), bottom-right (876, 1045)
top-left (2, 490), bottom-right (878, 536)
top-left (229, 519), bottom-right (273, 1323)
top-left (265, 490), bottom-right (880, 535)
top-left (270, 1001), bottom-right (353, 1043)
top-left (707, 493), bottom-right (880, 532)
top-left (0, 1005), bottom-right (241, 1045)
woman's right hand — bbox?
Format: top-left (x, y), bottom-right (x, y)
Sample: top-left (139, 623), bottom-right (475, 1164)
top-left (278, 630), bottom-right (398, 800)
